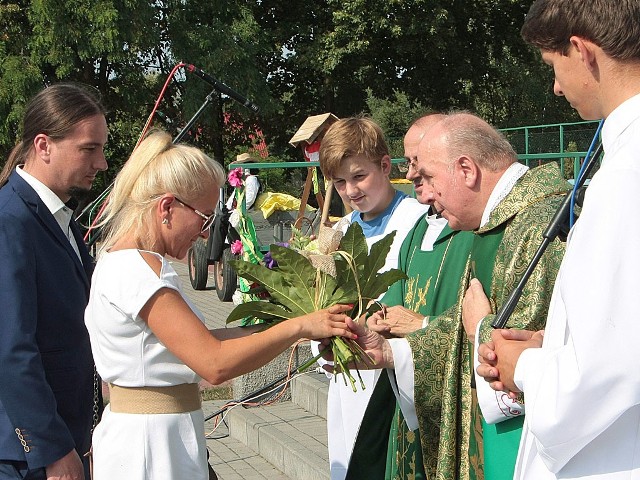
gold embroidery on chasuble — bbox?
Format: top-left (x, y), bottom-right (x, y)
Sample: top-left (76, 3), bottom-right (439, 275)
top-left (408, 163), bottom-right (569, 480)
top-left (405, 274), bottom-right (431, 313)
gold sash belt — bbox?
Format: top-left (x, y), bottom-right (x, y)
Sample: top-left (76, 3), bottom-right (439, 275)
top-left (108, 383), bottom-right (201, 414)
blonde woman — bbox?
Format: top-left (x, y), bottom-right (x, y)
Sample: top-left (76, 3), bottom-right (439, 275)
top-left (85, 130), bottom-right (354, 479)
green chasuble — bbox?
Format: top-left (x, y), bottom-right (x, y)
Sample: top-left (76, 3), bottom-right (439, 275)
top-left (406, 163), bottom-right (569, 480)
top-left (345, 218), bottom-right (474, 480)
top-left (468, 224), bottom-right (525, 480)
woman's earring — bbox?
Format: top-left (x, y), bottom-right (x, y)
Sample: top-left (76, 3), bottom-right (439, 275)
top-left (162, 218), bottom-right (168, 225)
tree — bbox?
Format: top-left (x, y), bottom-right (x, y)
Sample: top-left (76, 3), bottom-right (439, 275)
top-left (0, 0), bottom-right (588, 200)
top-left (0, 1), bottom-right (274, 192)
top-left (251, 0), bottom-right (573, 160)
top-left (366, 89), bottom-right (427, 158)
top-left (166, 1), bottom-right (273, 165)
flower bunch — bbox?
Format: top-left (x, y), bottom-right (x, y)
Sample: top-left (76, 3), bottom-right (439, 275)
top-left (226, 222), bottom-right (406, 391)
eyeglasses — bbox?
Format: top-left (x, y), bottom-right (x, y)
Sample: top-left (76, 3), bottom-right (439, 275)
top-left (404, 158), bottom-right (418, 172)
top-left (174, 197), bottom-right (215, 233)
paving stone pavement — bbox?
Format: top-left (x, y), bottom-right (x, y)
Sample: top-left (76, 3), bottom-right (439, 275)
top-left (169, 258), bottom-right (316, 480)
top-left (169, 259), bottom-right (235, 331)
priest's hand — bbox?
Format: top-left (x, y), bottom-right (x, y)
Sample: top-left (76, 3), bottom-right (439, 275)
top-left (367, 305), bottom-right (424, 337)
top-left (462, 278), bottom-right (492, 344)
top-left (345, 317), bottom-right (394, 368)
top-left (477, 329), bottom-right (544, 395)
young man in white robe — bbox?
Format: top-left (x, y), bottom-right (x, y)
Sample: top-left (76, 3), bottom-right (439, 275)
top-left (473, 1), bottom-right (640, 478)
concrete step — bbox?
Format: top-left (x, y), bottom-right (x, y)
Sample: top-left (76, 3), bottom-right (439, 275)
top-left (226, 401), bottom-right (329, 480)
top-left (291, 370), bottom-right (330, 419)
top-left (214, 371), bottom-right (331, 480)
top-left (204, 400), bottom-right (292, 480)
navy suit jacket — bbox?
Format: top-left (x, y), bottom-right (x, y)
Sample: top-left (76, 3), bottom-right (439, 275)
top-left (0, 171), bottom-right (95, 469)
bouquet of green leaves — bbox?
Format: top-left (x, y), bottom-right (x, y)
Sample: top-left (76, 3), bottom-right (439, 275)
top-left (226, 222), bottom-right (406, 391)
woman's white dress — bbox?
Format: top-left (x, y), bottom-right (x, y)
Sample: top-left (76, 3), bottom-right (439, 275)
top-left (85, 250), bottom-right (207, 480)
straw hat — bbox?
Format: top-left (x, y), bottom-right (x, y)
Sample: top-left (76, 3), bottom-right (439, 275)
top-left (235, 152), bottom-right (258, 164)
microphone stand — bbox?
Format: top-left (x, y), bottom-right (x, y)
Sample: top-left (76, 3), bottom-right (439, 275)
top-left (491, 143), bottom-right (604, 329)
top-left (172, 89), bottom-right (219, 144)
top-left (83, 63), bottom-right (259, 249)
top-left (85, 89), bottom-right (235, 249)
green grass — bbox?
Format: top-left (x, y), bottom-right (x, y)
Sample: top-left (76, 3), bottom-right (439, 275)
top-left (200, 385), bottom-right (233, 401)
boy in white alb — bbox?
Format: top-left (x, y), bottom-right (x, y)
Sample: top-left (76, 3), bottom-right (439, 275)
top-left (313, 117), bottom-right (428, 480)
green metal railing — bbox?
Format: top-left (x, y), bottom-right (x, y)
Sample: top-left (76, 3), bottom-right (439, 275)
top-left (232, 120), bottom-right (602, 182)
top-left (500, 120), bottom-right (600, 154)
top-left (499, 120), bottom-right (601, 180)
top-left (228, 158), bottom-right (407, 170)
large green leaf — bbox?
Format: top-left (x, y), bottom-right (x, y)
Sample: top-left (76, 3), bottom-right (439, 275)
top-left (360, 230), bottom-right (397, 298)
top-left (226, 300), bottom-right (294, 324)
top-left (269, 245), bottom-right (318, 309)
top-left (230, 260), bottom-right (308, 316)
top-left (314, 268), bottom-right (358, 310)
top-left (341, 222), bottom-right (369, 263)
top-left (360, 269), bottom-right (407, 302)
top-left (364, 230), bottom-right (395, 280)
top-left (328, 286), bottom-right (360, 306)
top-left (334, 223), bottom-right (368, 288)
top-left (333, 224), bottom-right (404, 307)
top-left (230, 221), bottom-right (406, 326)
top-left (268, 244), bottom-right (359, 311)
top-left (333, 255), bottom-right (358, 292)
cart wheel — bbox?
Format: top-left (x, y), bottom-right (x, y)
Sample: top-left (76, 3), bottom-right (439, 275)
top-left (214, 247), bottom-right (238, 301)
top-left (188, 239), bottom-right (209, 290)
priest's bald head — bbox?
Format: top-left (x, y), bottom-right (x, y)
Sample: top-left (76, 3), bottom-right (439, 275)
top-left (415, 112), bottom-right (517, 230)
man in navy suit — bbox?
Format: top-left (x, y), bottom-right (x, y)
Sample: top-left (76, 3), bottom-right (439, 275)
top-left (0, 84), bottom-right (108, 480)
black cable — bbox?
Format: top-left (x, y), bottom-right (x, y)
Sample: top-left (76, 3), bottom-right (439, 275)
top-left (203, 360), bottom-right (313, 422)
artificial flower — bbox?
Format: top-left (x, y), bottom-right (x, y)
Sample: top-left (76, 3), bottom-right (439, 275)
top-left (262, 251), bottom-right (277, 269)
top-left (228, 167), bottom-right (244, 188)
top-left (228, 209), bottom-right (241, 228)
top-left (232, 289), bottom-right (244, 306)
top-left (263, 242), bottom-right (289, 269)
top-left (249, 282), bottom-right (271, 299)
top-left (230, 239), bottom-right (244, 255)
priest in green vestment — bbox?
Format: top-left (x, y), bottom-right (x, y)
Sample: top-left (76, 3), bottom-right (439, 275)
top-left (345, 115), bottom-right (474, 480)
top-left (347, 112), bottom-right (568, 480)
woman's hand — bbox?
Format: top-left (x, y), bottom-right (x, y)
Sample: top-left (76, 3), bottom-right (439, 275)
top-left (295, 303), bottom-right (356, 341)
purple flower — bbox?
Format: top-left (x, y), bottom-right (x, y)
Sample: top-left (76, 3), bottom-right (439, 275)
top-left (263, 251), bottom-right (278, 269)
top-left (228, 167), bottom-right (244, 187)
top-left (230, 240), bottom-right (243, 255)
top-left (263, 243), bottom-right (288, 269)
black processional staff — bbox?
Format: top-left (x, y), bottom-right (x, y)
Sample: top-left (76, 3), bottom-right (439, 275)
top-left (491, 123), bottom-right (604, 329)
